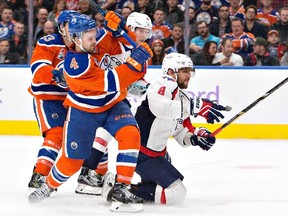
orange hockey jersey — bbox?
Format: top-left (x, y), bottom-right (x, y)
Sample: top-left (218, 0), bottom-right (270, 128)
top-left (63, 28), bottom-right (145, 113)
top-left (28, 34), bottom-right (69, 101)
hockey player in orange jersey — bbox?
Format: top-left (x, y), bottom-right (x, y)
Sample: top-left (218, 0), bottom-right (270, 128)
top-left (28, 13), bottom-right (153, 212)
top-left (75, 12), bottom-right (153, 196)
top-left (27, 10), bottom-right (80, 191)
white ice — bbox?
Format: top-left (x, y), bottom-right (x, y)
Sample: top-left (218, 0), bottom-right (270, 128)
top-left (0, 136), bottom-right (287, 216)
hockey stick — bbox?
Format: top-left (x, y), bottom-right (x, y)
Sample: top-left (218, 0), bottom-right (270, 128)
top-left (88, 0), bottom-right (137, 48)
top-left (211, 76), bottom-right (288, 136)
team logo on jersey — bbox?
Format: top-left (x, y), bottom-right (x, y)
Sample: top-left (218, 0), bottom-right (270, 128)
top-left (71, 141), bottom-right (78, 150)
top-left (99, 53), bottom-right (113, 70)
top-left (70, 58), bottom-right (79, 70)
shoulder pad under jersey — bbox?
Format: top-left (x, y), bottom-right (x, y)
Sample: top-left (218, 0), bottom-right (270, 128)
top-left (64, 51), bottom-right (91, 77)
top-left (38, 33), bottom-right (65, 46)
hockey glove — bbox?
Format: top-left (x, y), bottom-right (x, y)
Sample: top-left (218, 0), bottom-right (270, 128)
top-left (104, 11), bottom-right (127, 37)
top-left (52, 68), bottom-right (68, 88)
top-left (126, 42), bottom-right (153, 72)
top-left (191, 97), bottom-right (227, 124)
top-left (127, 78), bottom-right (150, 98)
top-left (190, 127), bottom-right (216, 151)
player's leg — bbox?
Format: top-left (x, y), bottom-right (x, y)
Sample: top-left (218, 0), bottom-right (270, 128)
top-left (132, 156), bottom-right (187, 205)
top-left (28, 99), bottom-right (66, 190)
top-left (76, 127), bottom-right (113, 195)
top-left (28, 107), bottom-right (102, 202)
top-left (104, 101), bottom-right (143, 211)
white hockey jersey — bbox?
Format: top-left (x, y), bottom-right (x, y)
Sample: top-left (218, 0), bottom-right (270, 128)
top-left (135, 75), bottom-right (196, 157)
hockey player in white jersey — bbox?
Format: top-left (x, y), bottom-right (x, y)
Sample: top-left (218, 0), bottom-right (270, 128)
top-left (106, 52), bottom-right (227, 205)
top-left (75, 12), bottom-right (153, 197)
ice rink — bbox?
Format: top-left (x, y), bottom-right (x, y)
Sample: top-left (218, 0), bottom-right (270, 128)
top-left (0, 135), bottom-right (287, 216)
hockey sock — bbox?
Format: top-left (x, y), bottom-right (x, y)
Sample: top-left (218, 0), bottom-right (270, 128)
top-left (34, 127), bottom-right (63, 176)
top-left (115, 125), bottom-right (140, 185)
top-left (47, 155), bottom-right (84, 188)
top-left (82, 148), bottom-right (105, 170)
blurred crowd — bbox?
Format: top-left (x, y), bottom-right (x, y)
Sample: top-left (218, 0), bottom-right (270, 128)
top-left (0, 0), bottom-right (287, 66)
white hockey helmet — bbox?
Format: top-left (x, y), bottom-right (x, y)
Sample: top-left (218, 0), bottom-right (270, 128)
top-left (162, 53), bottom-right (195, 75)
top-left (126, 12), bottom-right (152, 38)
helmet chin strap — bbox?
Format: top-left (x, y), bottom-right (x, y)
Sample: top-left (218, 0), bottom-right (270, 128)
top-left (74, 37), bottom-right (88, 53)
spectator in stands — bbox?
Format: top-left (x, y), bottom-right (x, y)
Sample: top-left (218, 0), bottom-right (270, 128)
top-left (162, 23), bottom-right (185, 54)
top-left (209, 5), bottom-right (232, 38)
top-left (267, 30), bottom-right (286, 60)
top-left (244, 5), bottom-right (269, 39)
top-left (5, 0), bottom-right (25, 11)
top-left (256, 0), bottom-right (279, 27)
top-left (229, 0), bottom-right (245, 20)
top-left (36, 0), bottom-right (55, 12)
top-left (178, 0), bottom-right (197, 11)
top-left (210, 0), bottom-right (230, 9)
top-left (194, 0), bottom-right (218, 26)
top-left (33, 7), bottom-right (48, 41)
top-left (48, 0), bottom-right (67, 30)
top-left (66, 0), bottom-right (79, 10)
top-left (242, 0), bottom-right (257, 9)
top-left (179, 6), bottom-right (197, 42)
top-left (99, 0), bottom-right (117, 11)
top-left (18, 40), bottom-right (36, 64)
top-left (13, 0), bottom-right (38, 28)
top-left (116, 0), bottom-right (137, 13)
top-left (151, 8), bottom-right (172, 41)
top-left (165, 0), bottom-right (184, 26)
top-left (135, 0), bottom-right (154, 21)
top-left (212, 38), bottom-right (244, 66)
top-left (189, 20), bottom-right (220, 54)
top-left (280, 42), bottom-right (288, 66)
top-left (0, 6), bottom-right (15, 40)
top-left (43, 20), bottom-right (55, 35)
top-left (257, 0), bottom-right (286, 11)
top-left (271, 7), bottom-right (288, 44)
top-left (94, 10), bottom-right (105, 29)
top-left (191, 40), bottom-right (218, 65)
top-left (151, 0), bottom-right (166, 10)
top-left (221, 17), bottom-right (255, 59)
top-left (244, 37), bottom-right (280, 66)
top-left (0, 39), bottom-right (20, 64)
top-left (120, 6), bottom-right (132, 20)
top-left (78, 0), bottom-right (97, 17)
top-left (148, 38), bottom-right (165, 65)
top-left (9, 21), bottom-right (28, 61)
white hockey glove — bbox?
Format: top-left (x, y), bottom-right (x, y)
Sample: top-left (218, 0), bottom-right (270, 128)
top-left (191, 97), bottom-right (231, 124)
top-left (127, 78), bottom-right (150, 99)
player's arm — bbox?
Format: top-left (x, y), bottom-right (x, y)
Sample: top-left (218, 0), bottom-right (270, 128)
top-left (104, 10), bottom-right (136, 45)
top-left (30, 41), bottom-right (56, 84)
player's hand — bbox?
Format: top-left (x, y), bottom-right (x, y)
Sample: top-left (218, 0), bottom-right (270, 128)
top-left (190, 127), bottom-right (216, 151)
top-left (127, 78), bottom-right (150, 98)
top-left (52, 68), bottom-right (68, 88)
top-left (191, 97), bottom-right (231, 124)
top-left (126, 42), bottom-right (153, 72)
top-left (104, 11), bottom-right (126, 32)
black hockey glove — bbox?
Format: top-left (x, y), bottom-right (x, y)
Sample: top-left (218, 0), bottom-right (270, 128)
top-left (190, 128), bottom-right (216, 151)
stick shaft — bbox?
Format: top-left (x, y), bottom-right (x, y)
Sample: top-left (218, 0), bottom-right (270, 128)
top-left (211, 76), bottom-right (288, 136)
top-left (88, 0), bottom-right (137, 48)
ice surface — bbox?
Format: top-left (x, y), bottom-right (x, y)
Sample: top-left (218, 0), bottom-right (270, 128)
top-left (0, 136), bottom-right (287, 216)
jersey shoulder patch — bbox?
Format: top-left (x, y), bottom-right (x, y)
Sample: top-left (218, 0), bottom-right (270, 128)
top-left (64, 51), bottom-right (91, 76)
